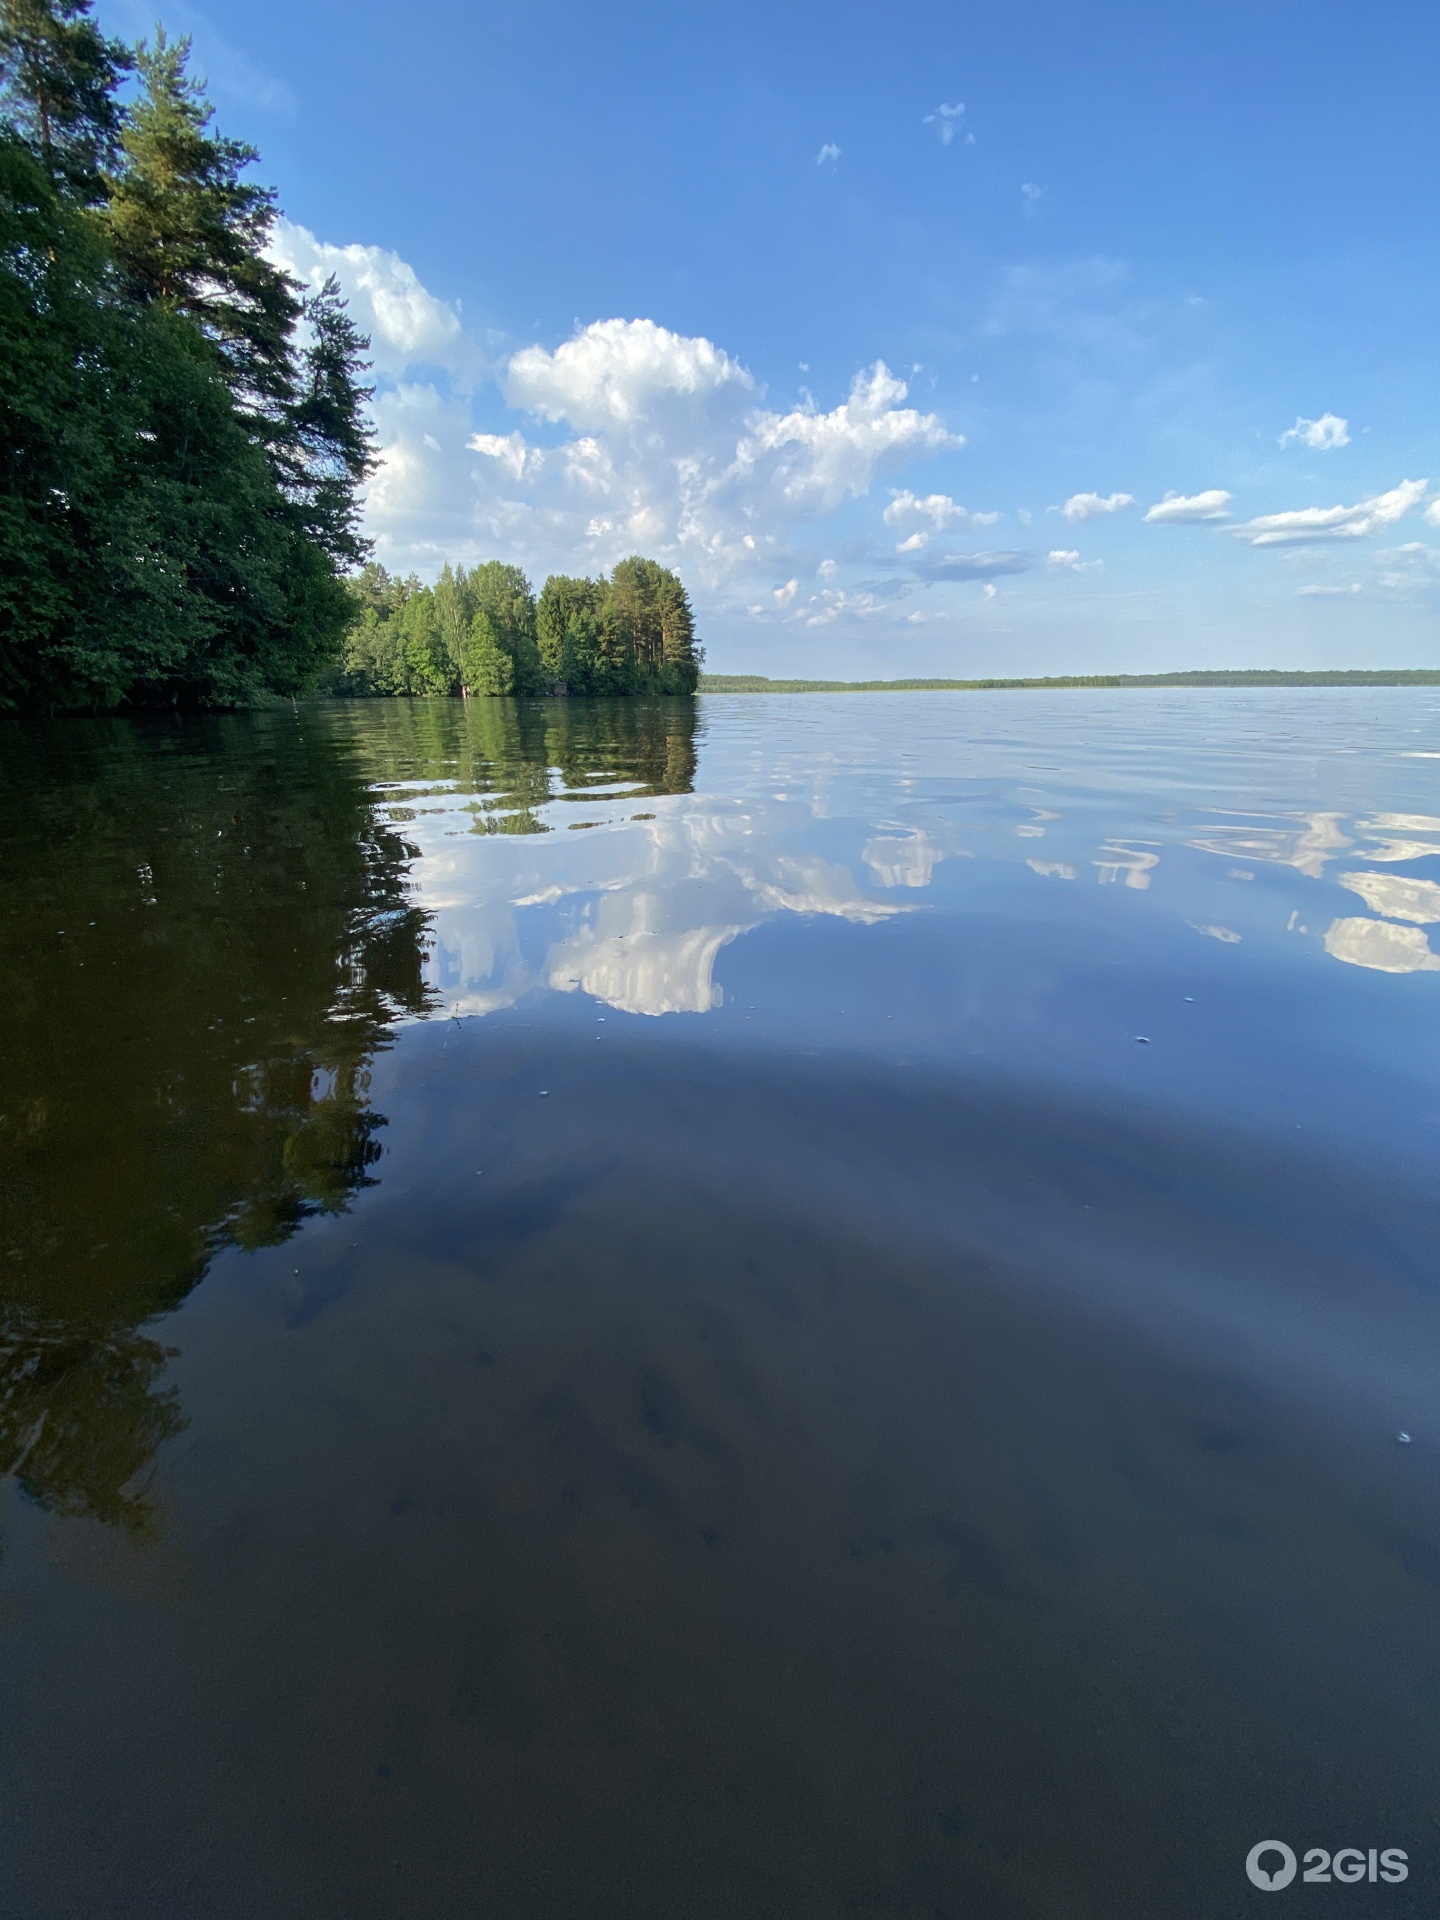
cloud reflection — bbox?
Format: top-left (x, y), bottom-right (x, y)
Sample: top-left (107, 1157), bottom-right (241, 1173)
top-left (1323, 918), bottom-right (1440, 973)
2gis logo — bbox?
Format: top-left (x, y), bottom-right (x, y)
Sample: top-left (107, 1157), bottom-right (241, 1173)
top-left (1246, 1842), bottom-right (1410, 1891)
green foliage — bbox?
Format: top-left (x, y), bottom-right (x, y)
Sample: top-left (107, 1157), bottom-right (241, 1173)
top-left (0, 0), bottom-right (375, 711)
top-left (0, 0), bottom-right (130, 198)
top-left (338, 555), bottom-right (702, 699)
top-left (106, 27), bottom-right (300, 422)
top-left (460, 609), bottom-right (515, 696)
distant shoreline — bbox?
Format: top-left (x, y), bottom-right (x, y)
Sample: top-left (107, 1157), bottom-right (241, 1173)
top-left (699, 669), bottom-right (1440, 693)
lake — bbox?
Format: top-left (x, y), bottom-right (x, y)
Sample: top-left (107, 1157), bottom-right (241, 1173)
top-left (2, 689), bottom-right (1439, 1917)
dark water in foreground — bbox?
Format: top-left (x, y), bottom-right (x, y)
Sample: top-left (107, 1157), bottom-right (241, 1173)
top-left (3, 691), bottom-right (1440, 1918)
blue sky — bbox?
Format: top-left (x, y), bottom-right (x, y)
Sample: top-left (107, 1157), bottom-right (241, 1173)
top-left (100, 0), bottom-right (1440, 674)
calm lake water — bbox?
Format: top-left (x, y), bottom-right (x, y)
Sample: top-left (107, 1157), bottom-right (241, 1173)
top-left (3, 690), bottom-right (1440, 1918)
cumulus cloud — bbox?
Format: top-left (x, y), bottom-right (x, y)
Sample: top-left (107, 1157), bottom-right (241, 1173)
top-left (1229, 478), bottom-right (1426, 547)
top-left (1143, 489), bottom-right (1232, 524)
top-left (1425, 501), bottom-right (1440, 527)
top-left (816, 141), bottom-right (841, 165)
top-left (505, 317), bottom-right (751, 427)
top-left (924, 102), bottom-right (965, 145)
top-left (1046, 548), bottom-right (1100, 571)
top-left (282, 231), bottom-right (970, 627)
top-left (1279, 412), bottom-right (1350, 451)
top-left (268, 220), bottom-right (477, 381)
top-left (883, 489), bottom-right (999, 549)
top-left (1061, 490), bottom-right (1134, 522)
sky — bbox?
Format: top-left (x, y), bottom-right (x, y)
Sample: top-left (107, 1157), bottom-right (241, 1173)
top-left (98, 0), bottom-right (1440, 675)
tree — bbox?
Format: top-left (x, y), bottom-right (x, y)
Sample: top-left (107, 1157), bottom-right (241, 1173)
top-left (331, 558), bottom-right (702, 701)
top-left (398, 588), bottom-right (450, 695)
top-left (433, 562), bottom-right (473, 683)
top-left (0, 0), bottom-right (130, 199)
top-left (105, 28), bottom-right (301, 425)
top-left (0, 10), bottom-right (376, 710)
top-left (470, 560), bottom-right (542, 693)
top-left (460, 607), bottom-right (515, 696)
top-left (284, 273), bottom-right (376, 570)
top-left (538, 572), bottom-right (608, 689)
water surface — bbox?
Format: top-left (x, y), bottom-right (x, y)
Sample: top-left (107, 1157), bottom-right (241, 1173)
top-left (3, 691), bottom-right (1440, 1917)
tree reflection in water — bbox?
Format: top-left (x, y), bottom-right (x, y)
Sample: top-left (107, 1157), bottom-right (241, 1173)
top-left (0, 699), bottom-right (698, 1533)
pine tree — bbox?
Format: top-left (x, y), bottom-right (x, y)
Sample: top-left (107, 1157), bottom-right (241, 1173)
top-left (0, 0), bottom-right (129, 199)
top-left (105, 28), bottom-right (301, 424)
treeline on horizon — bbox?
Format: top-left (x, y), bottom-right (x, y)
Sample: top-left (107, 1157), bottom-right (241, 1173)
top-left (330, 555), bottom-right (702, 698)
top-left (700, 670), bottom-right (1440, 692)
top-left (0, 0), bottom-right (374, 711)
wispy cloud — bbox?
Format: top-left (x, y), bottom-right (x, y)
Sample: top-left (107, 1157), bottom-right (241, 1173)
top-left (1279, 412), bottom-right (1350, 451)
top-left (1230, 478), bottom-right (1426, 546)
top-left (1061, 490), bottom-right (1134, 522)
top-left (923, 102), bottom-right (966, 146)
top-left (815, 142), bottom-right (841, 166)
top-left (1020, 182), bottom-right (1047, 217)
top-left (109, 0), bottom-right (296, 115)
top-left (1143, 489), bottom-right (1232, 524)
top-left (911, 549), bottom-right (1032, 581)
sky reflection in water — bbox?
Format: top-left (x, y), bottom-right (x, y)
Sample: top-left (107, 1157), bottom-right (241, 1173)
top-left (2, 690), bottom-right (1440, 1920)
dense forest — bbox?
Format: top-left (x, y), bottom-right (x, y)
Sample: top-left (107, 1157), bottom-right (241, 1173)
top-left (331, 554), bottom-right (702, 698)
top-left (0, 0), bottom-right (376, 710)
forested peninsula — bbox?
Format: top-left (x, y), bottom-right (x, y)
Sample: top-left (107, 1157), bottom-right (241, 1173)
top-left (332, 557), bottom-right (701, 698)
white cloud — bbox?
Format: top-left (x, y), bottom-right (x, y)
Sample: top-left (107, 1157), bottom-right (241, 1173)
top-left (981, 582), bottom-right (998, 601)
top-left (1279, 413), bottom-right (1350, 451)
top-left (923, 102), bottom-right (965, 145)
top-left (467, 430), bottom-right (542, 482)
top-left (1230, 478), bottom-right (1426, 547)
top-left (1046, 548), bottom-right (1100, 571)
top-left (773, 578), bottom-right (799, 606)
top-left (1061, 490), bottom-right (1134, 522)
top-left (816, 142), bottom-right (841, 165)
top-left (287, 231), bottom-right (966, 624)
top-left (1425, 500), bottom-right (1440, 527)
top-left (505, 317), bottom-right (751, 427)
top-left (883, 488), bottom-right (998, 548)
top-left (268, 220), bottom-right (476, 382)
top-left (1143, 488), bottom-right (1232, 524)
top-left (1298, 581), bottom-right (1362, 597)
top-left (1021, 182), bottom-right (1046, 216)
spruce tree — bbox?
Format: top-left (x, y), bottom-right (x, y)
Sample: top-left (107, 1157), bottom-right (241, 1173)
top-left (284, 273), bottom-right (376, 570)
